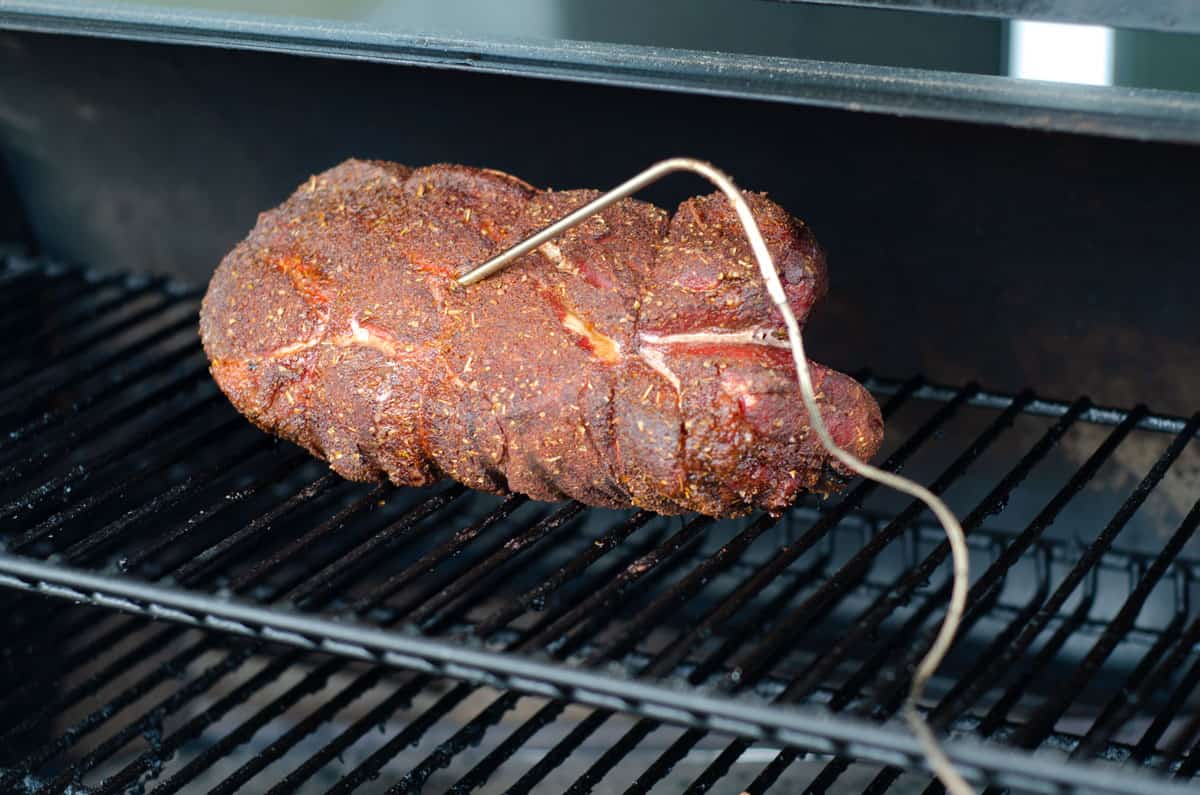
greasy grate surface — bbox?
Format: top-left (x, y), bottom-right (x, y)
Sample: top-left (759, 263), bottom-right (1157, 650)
top-left (0, 256), bottom-right (1199, 794)
top-left (0, 600), bottom-right (957, 795)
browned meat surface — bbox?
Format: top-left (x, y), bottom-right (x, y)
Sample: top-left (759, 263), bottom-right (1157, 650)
top-left (200, 159), bottom-right (883, 517)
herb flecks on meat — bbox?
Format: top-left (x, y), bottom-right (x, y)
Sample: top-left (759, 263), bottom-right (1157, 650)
top-left (200, 159), bottom-right (882, 517)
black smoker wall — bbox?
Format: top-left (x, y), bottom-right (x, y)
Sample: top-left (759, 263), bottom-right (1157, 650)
top-left (0, 152), bottom-right (30, 252)
top-left (0, 30), bottom-right (1197, 415)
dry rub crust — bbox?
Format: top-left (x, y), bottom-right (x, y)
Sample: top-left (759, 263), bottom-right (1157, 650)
top-left (200, 159), bottom-right (883, 517)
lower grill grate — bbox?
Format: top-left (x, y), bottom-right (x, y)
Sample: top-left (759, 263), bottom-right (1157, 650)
top-left (0, 255), bottom-right (1198, 794)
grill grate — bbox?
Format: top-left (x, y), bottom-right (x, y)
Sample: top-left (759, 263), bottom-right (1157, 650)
top-left (0, 256), bottom-right (1198, 794)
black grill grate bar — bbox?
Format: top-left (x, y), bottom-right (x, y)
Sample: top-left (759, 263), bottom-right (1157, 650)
top-left (885, 586), bottom-right (1048, 751)
top-left (791, 757), bottom-right (853, 795)
top-left (46, 644), bottom-right (255, 795)
top-left (59, 482), bottom-right (573, 791)
top-left (596, 512), bottom-right (782, 665)
top-left (442, 381), bottom-right (954, 792)
top-left (0, 271), bottom-right (125, 340)
top-left (349, 519), bottom-right (715, 789)
top-left (862, 558), bottom-right (1020, 723)
top-left (0, 611), bottom-right (139, 710)
top-left (679, 566), bottom-right (966, 795)
top-left (774, 588), bottom-right (1054, 795)
top-left (284, 484), bottom-right (465, 607)
top-left (6, 398), bottom-right (233, 542)
top-left (0, 633), bottom-right (217, 790)
top-left (96, 650), bottom-right (308, 795)
top-left (405, 500), bottom-right (587, 631)
top-left (417, 516), bottom-right (783, 794)
top-left (1073, 614), bottom-right (1200, 761)
top-left (1127, 631), bottom-right (1200, 764)
top-left (680, 532), bottom-right (833, 689)
top-left (1166, 708), bottom-right (1200, 772)
top-left (0, 385), bottom-right (222, 523)
top-left (847, 575), bottom-right (986, 718)
top-left (769, 597), bottom-right (1048, 795)
top-left (6, 626), bottom-right (203, 784)
top-left (496, 548), bottom-right (828, 793)
top-left (573, 720), bottom-right (662, 795)
top-left (266, 515), bottom-right (685, 792)
top-left (151, 655), bottom-right (345, 795)
top-left (113, 452), bottom-right (311, 574)
top-left (862, 767), bottom-right (905, 794)
top-left (866, 591), bottom-right (1102, 794)
top-left (0, 337), bottom-right (202, 453)
top-left (335, 511), bottom-right (719, 790)
top-left (0, 275), bottom-right (167, 359)
top-left (2, 467), bottom-right (369, 781)
top-left (0, 439), bottom-right (338, 792)
top-left (1009, 485), bottom-right (1200, 750)
top-left (0, 358), bottom-right (212, 483)
top-left (448, 700), bottom-right (566, 793)
top-left (206, 665), bottom-right (395, 795)
top-left (862, 402), bottom-right (1149, 727)
top-left (321, 516), bottom-right (686, 792)
top-left (506, 712), bottom-right (610, 795)
top-left (218, 509), bottom-right (654, 793)
top-left (238, 483), bottom-right (395, 598)
top-left (59, 436), bottom-right (277, 565)
top-left (664, 395), bottom-right (1081, 793)
top-left (624, 554), bottom-right (842, 794)
top-left (23, 476), bottom-right (451, 786)
top-left (780, 396), bottom-right (1083, 701)
top-left (374, 510), bottom-right (724, 795)
top-left (470, 508), bottom-right (652, 639)
top-left (0, 279), bottom-right (177, 382)
top-left (933, 412), bottom-right (1200, 727)
top-left (264, 672), bottom-right (429, 795)
top-left (732, 390), bottom-right (1048, 696)
top-left (624, 378), bottom-right (945, 678)
top-left (865, 375), bottom-right (1198, 438)
top-left (0, 623), bottom-right (190, 753)
top-left (983, 591), bottom-right (1096, 742)
top-left (1171, 710), bottom-right (1200, 777)
top-left (378, 380), bottom-right (925, 795)
top-left (381, 685), bottom-right (514, 795)
top-left (0, 605), bottom-right (111, 700)
top-left (523, 515), bottom-right (712, 653)
top-left (43, 588), bottom-right (303, 783)
top-left (351, 494), bottom-right (528, 615)
top-left (514, 522), bottom-right (688, 647)
top-left (499, 516), bottom-right (858, 791)
top-left (168, 472), bottom-right (341, 586)
top-left (922, 406), bottom-right (1148, 727)
top-left (328, 680), bottom-right (475, 795)
top-left (1176, 730), bottom-right (1200, 778)
top-left (0, 306), bottom-right (199, 429)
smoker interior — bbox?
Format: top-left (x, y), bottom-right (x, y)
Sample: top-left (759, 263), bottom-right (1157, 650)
top-left (0, 260), bottom-right (1197, 794)
top-left (1, 14), bottom-right (1200, 795)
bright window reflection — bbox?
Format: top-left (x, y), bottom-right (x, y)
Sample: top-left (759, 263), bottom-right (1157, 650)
top-left (1009, 20), bottom-right (1114, 86)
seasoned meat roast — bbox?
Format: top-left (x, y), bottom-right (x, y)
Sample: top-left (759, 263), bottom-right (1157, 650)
top-left (200, 159), bottom-right (883, 517)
